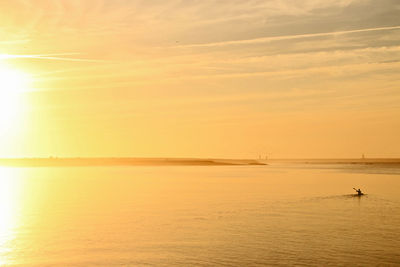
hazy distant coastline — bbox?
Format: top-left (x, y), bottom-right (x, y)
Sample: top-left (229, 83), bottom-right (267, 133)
top-left (0, 158), bottom-right (267, 167)
top-left (268, 158), bottom-right (400, 165)
top-left (0, 158), bottom-right (399, 167)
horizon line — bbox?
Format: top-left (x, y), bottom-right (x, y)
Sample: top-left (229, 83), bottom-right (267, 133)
top-left (0, 157), bottom-right (399, 160)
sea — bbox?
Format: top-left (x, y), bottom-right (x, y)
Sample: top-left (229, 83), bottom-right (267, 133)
top-left (0, 163), bottom-right (399, 266)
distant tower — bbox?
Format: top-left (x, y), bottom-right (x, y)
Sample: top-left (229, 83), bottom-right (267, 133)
top-left (362, 153), bottom-right (365, 159)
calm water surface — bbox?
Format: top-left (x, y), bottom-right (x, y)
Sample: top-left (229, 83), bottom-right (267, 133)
top-left (0, 164), bottom-right (399, 266)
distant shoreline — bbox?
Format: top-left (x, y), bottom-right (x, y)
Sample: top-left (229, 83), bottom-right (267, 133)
top-left (266, 158), bottom-right (400, 164)
top-left (0, 158), bottom-right (399, 167)
top-left (0, 158), bottom-right (267, 167)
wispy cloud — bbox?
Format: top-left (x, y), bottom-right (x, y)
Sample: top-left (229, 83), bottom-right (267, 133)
top-left (0, 53), bottom-right (103, 62)
top-left (0, 39), bottom-right (31, 45)
top-left (176, 25), bottom-right (400, 48)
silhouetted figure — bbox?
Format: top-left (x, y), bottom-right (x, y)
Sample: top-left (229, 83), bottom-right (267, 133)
top-left (353, 188), bottom-right (363, 195)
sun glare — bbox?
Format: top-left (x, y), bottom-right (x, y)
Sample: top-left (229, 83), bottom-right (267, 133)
top-left (0, 62), bottom-right (30, 136)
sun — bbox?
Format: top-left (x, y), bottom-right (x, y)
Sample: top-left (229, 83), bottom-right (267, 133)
top-left (0, 62), bottom-right (30, 135)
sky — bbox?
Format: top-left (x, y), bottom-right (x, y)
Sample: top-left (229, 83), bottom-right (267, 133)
top-left (0, 0), bottom-right (399, 158)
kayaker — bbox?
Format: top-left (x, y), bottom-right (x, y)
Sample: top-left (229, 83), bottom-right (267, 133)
top-left (353, 188), bottom-right (363, 195)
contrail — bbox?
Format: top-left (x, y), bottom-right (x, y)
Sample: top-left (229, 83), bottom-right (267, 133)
top-left (0, 53), bottom-right (103, 62)
top-left (177, 25), bottom-right (400, 48)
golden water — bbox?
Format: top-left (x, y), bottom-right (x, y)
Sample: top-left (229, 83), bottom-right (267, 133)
top-left (0, 164), bottom-right (399, 266)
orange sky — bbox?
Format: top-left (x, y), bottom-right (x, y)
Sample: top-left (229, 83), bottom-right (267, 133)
top-left (0, 0), bottom-right (399, 158)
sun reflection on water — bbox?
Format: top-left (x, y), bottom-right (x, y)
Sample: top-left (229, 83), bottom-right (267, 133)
top-left (0, 167), bottom-right (21, 265)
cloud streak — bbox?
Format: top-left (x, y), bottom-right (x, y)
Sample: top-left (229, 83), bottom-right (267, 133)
top-left (0, 39), bottom-right (31, 45)
top-left (0, 53), bottom-right (103, 62)
top-left (177, 25), bottom-right (400, 48)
